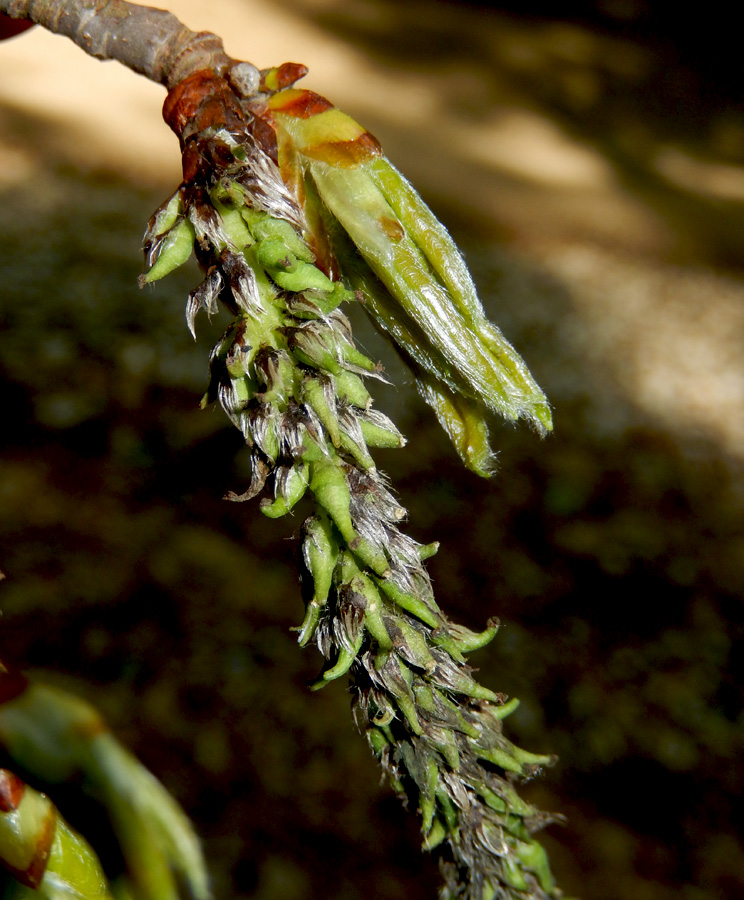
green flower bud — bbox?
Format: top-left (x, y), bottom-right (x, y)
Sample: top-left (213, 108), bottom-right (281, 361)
top-left (338, 341), bottom-right (379, 374)
top-left (419, 755), bottom-right (440, 833)
top-left (490, 696), bottom-right (520, 721)
top-left (420, 684), bottom-right (480, 740)
top-left (288, 284), bottom-right (356, 319)
top-left (425, 721), bottom-right (461, 771)
top-left (272, 260), bottom-right (336, 293)
top-left (429, 661), bottom-right (503, 704)
top-left (423, 818), bottom-right (447, 851)
top-left (358, 408), bottom-right (406, 449)
top-left (315, 632), bottom-right (365, 685)
top-left (260, 462), bottom-right (309, 518)
top-left (212, 198), bottom-right (252, 251)
top-left (255, 237), bottom-right (299, 272)
top-left (387, 617), bottom-right (436, 673)
top-left (375, 576), bottom-right (442, 630)
top-left (333, 370), bottom-right (371, 409)
top-left (475, 743), bottom-right (529, 776)
top-left (240, 204), bottom-right (315, 263)
top-left (309, 457), bottom-right (390, 577)
top-left (367, 725), bottom-right (390, 757)
top-left (392, 689), bottom-right (423, 735)
top-left (285, 323), bottom-right (342, 375)
top-left (253, 348), bottom-right (298, 411)
top-left (437, 617), bottom-right (500, 655)
top-left (417, 541), bottom-right (439, 561)
top-left (300, 374), bottom-right (341, 447)
top-left (143, 189), bottom-right (183, 266)
top-left (337, 406), bottom-right (375, 471)
top-left (141, 217), bottom-right (195, 284)
top-left (501, 853), bottom-right (530, 891)
top-left (297, 514), bottom-right (340, 646)
top-left (336, 551), bottom-right (392, 650)
top-left (515, 839), bottom-right (556, 894)
top-left (308, 456), bottom-right (355, 542)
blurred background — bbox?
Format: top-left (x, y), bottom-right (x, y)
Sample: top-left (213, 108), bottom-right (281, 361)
top-left (1, 1), bottom-right (742, 899)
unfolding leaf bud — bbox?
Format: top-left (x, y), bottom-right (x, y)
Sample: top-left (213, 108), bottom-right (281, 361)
top-left (0, 770), bottom-right (113, 899)
top-left (267, 86), bottom-right (552, 472)
top-left (416, 372), bottom-right (496, 477)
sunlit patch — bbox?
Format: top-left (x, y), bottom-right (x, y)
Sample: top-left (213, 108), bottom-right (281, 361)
top-left (654, 147), bottom-right (744, 202)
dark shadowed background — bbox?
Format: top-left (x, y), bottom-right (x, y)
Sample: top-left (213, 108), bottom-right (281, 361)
top-left (1, 2), bottom-right (743, 899)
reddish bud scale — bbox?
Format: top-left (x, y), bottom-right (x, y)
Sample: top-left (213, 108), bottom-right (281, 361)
top-left (0, 787), bottom-right (57, 888)
top-left (0, 769), bottom-right (25, 812)
top-left (267, 89), bottom-right (382, 167)
top-left (17, 812), bottom-right (56, 889)
top-left (0, 14), bottom-right (34, 40)
top-left (163, 69), bottom-right (246, 147)
top-left (259, 62), bottom-right (309, 93)
top-left (268, 88), bottom-right (334, 119)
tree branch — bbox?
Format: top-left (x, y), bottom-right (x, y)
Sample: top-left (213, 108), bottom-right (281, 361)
top-left (0, 0), bottom-right (236, 87)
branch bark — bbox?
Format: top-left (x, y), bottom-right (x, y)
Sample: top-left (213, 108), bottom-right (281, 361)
top-left (0, 0), bottom-right (236, 87)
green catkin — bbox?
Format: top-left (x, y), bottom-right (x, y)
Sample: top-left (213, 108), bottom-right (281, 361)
top-left (143, 108), bottom-right (561, 900)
